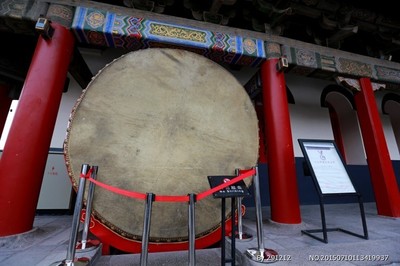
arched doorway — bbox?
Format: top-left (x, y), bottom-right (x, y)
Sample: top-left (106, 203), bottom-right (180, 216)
top-left (382, 93), bottom-right (400, 155)
top-left (321, 85), bottom-right (366, 165)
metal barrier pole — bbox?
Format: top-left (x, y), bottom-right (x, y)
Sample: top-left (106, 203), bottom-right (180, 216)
top-left (234, 169), bottom-right (252, 241)
top-left (140, 193), bottom-right (155, 266)
top-left (245, 166), bottom-right (278, 263)
top-left (220, 197), bottom-right (226, 266)
top-left (79, 166), bottom-right (98, 251)
top-left (254, 166), bottom-right (265, 252)
top-left (64, 164), bottom-right (90, 266)
top-left (230, 197), bottom-right (236, 265)
top-left (188, 193), bottom-right (196, 266)
top-left (237, 197), bottom-right (243, 239)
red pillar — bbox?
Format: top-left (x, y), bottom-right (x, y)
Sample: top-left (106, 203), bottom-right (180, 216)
top-left (255, 103), bottom-right (267, 164)
top-left (260, 59), bottom-right (301, 224)
top-left (0, 84), bottom-right (12, 134)
top-left (354, 78), bottom-right (400, 217)
top-left (327, 104), bottom-right (346, 161)
top-left (0, 23), bottom-right (75, 236)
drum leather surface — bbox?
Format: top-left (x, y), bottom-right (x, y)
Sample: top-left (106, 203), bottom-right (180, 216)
top-left (64, 48), bottom-right (259, 241)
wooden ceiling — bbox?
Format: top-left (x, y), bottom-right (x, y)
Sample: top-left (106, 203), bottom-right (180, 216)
top-left (1, 0), bottom-right (400, 95)
top-left (93, 0), bottom-right (400, 63)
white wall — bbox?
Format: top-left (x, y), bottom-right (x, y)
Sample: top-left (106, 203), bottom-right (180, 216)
top-left (50, 48), bottom-right (128, 149)
top-left (285, 74), bottom-right (335, 157)
top-left (50, 75), bottom-right (83, 148)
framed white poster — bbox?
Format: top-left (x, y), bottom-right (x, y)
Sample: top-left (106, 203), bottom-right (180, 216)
top-left (298, 139), bottom-right (356, 194)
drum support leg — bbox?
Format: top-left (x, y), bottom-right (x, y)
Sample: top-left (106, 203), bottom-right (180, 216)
top-left (188, 193), bottom-right (196, 266)
top-left (77, 166), bottom-right (100, 252)
top-left (58, 164), bottom-right (90, 266)
top-left (245, 166), bottom-right (278, 264)
top-left (140, 193), bottom-right (155, 266)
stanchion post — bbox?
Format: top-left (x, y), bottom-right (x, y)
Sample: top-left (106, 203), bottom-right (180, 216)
top-left (230, 197), bottom-right (236, 265)
top-left (140, 193), bottom-right (155, 266)
top-left (64, 164), bottom-right (90, 266)
top-left (245, 166), bottom-right (278, 263)
top-left (221, 197), bottom-right (227, 266)
top-left (188, 193), bottom-right (196, 266)
top-left (237, 197), bottom-right (243, 239)
top-left (254, 166), bottom-right (265, 252)
top-left (80, 166), bottom-right (98, 250)
top-left (234, 169), bottom-right (252, 241)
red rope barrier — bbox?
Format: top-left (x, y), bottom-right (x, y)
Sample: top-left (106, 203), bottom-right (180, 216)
top-left (79, 166), bottom-right (93, 179)
top-left (79, 167), bottom-right (256, 203)
top-left (86, 177), bottom-right (147, 200)
top-left (155, 194), bottom-right (190, 202)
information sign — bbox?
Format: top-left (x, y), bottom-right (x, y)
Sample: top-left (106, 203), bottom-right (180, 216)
top-left (207, 176), bottom-right (250, 198)
top-left (298, 139), bottom-right (356, 194)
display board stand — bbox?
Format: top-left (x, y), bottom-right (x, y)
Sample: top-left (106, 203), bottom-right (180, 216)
top-left (208, 175), bottom-right (250, 265)
top-left (298, 139), bottom-right (369, 243)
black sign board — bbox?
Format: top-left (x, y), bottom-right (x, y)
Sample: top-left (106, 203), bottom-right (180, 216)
top-left (297, 139), bottom-right (368, 243)
top-left (207, 176), bottom-right (250, 198)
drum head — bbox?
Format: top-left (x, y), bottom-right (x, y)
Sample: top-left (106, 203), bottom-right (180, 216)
top-left (64, 48), bottom-right (259, 242)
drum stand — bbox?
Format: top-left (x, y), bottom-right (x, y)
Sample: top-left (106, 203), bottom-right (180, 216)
top-left (245, 167), bottom-right (279, 264)
top-left (53, 164), bottom-right (100, 266)
top-left (55, 164), bottom-right (268, 266)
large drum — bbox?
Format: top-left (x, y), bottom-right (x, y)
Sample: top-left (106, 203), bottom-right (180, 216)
top-left (64, 48), bottom-right (259, 252)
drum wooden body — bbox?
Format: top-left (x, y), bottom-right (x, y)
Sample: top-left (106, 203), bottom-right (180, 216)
top-left (64, 48), bottom-right (259, 253)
